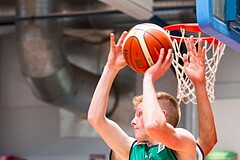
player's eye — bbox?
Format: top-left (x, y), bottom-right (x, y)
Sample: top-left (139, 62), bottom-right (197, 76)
top-left (137, 110), bottom-right (142, 117)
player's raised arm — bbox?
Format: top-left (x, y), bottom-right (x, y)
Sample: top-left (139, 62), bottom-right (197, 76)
top-left (87, 31), bottom-right (135, 160)
top-left (142, 48), bottom-right (196, 159)
top-left (183, 36), bottom-right (217, 156)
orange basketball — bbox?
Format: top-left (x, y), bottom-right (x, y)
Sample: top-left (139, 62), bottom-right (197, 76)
top-left (122, 23), bottom-right (172, 74)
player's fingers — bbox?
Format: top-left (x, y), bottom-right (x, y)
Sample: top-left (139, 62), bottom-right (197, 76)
top-left (117, 31), bottom-right (128, 46)
top-left (110, 33), bottom-right (115, 49)
top-left (186, 37), bottom-right (195, 58)
top-left (201, 47), bottom-right (206, 60)
top-left (198, 38), bottom-right (203, 57)
top-left (190, 36), bottom-right (197, 56)
top-left (185, 38), bottom-right (190, 52)
top-left (163, 49), bottom-right (173, 66)
top-left (165, 52), bottom-right (173, 69)
top-left (157, 48), bottom-right (165, 64)
top-left (183, 54), bottom-right (189, 67)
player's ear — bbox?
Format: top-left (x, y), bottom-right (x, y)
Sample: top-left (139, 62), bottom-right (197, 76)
top-left (162, 110), bottom-right (166, 116)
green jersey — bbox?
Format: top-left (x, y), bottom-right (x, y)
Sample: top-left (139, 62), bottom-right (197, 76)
top-left (109, 141), bottom-right (204, 160)
top-left (129, 141), bottom-right (177, 160)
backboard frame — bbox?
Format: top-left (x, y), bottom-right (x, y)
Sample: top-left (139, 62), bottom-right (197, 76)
top-left (196, 0), bottom-right (240, 53)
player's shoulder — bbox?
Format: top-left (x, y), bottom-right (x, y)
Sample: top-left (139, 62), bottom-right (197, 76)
top-left (109, 139), bottom-right (137, 160)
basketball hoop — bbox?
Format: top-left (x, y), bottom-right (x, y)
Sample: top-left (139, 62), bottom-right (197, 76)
top-left (163, 23), bottom-right (226, 104)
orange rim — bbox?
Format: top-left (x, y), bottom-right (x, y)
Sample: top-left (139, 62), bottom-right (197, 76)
top-left (163, 23), bottom-right (219, 45)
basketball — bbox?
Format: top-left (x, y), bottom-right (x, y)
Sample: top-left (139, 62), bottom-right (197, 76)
top-left (122, 23), bottom-right (172, 74)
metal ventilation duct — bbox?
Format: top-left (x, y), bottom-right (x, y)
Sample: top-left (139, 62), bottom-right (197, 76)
top-left (15, 0), bottom-right (118, 115)
top-left (16, 0), bottom-right (74, 104)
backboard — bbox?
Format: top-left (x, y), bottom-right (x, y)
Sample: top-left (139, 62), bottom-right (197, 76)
top-left (196, 0), bottom-right (240, 53)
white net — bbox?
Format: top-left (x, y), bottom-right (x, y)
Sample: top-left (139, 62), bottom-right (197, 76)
top-left (166, 27), bottom-right (226, 104)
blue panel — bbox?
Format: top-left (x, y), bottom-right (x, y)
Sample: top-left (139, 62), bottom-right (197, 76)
top-left (226, 0), bottom-right (236, 21)
top-left (196, 0), bottom-right (240, 53)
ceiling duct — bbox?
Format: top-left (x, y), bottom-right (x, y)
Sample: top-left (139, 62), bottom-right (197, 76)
top-left (15, 0), bottom-right (118, 115)
top-left (16, 0), bottom-right (73, 104)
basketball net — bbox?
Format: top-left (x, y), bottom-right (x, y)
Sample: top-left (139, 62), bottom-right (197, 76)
top-left (164, 23), bottom-right (226, 104)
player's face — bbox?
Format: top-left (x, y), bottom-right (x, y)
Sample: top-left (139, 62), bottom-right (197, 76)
top-left (131, 103), bottom-right (148, 141)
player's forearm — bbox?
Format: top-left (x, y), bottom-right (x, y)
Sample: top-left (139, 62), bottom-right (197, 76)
top-left (142, 76), bottom-right (167, 132)
top-left (195, 84), bottom-right (217, 156)
top-left (88, 65), bottom-right (119, 125)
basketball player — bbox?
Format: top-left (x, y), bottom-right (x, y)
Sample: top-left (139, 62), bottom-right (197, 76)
top-left (109, 36), bottom-right (217, 160)
top-left (88, 32), bottom-right (217, 159)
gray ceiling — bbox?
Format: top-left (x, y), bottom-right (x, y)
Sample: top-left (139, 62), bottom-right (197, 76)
top-left (0, 0), bottom-right (197, 116)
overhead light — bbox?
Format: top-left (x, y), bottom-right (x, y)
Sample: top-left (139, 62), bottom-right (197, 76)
top-left (98, 0), bottom-right (153, 20)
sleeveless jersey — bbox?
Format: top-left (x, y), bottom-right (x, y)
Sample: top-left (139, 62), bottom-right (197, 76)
top-left (129, 141), bottom-right (177, 160)
top-left (109, 141), bottom-right (204, 160)
top-left (196, 143), bottom-right (204, 160)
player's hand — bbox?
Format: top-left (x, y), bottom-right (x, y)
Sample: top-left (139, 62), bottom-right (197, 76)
top-left (144, 48), bottom-right (173, 82)
top-left (106, 31), bottom-right (128, 70)
top-left (183, 36), bottom-right (206, 85)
